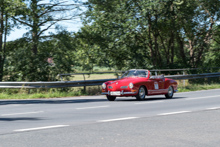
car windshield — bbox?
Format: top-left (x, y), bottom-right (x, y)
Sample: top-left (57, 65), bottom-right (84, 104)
top-left (121, 70), bottom-right (148, 78)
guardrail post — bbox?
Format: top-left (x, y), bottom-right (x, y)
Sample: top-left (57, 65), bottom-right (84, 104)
top-left (183, 71), bottom-right (185, 87)
top-left (207, 68), bottom-right (210, 84)
top-left (60, 75), bottom-right (63, 81)
top-left (155, 71), bottom-right (157, 76)
top-left (83, 74), bottom-right (86, 92)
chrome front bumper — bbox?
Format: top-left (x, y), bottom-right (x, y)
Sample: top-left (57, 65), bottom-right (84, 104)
top-left (101, 91), bottom-right (137, 95)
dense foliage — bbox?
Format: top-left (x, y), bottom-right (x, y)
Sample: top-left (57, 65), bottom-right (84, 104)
top-left (79, 0), bottom-right (220, 70)
top-left (1, 0), bottom-right (220, 81)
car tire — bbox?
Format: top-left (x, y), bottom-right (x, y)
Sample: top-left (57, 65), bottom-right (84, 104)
top-left (165, 86), bottom-right (174, 98)
top-left (136, 86), bottom-right (146, 100)
top-left (107, 95), bottom-right (116, 101)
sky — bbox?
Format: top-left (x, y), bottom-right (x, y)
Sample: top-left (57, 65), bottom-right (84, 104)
top-left (7, 0), bottom-right (86, 41)
top-left (7, 19), bottom-right (83, 41)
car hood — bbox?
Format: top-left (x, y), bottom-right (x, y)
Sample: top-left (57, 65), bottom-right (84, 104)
top-left (108, 77), bottom-right (145, 86)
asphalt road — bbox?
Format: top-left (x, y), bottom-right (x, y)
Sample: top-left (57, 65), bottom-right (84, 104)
top-left (1, 89), bottom-right (220, 147)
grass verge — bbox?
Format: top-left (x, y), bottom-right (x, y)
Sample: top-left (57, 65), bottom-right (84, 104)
top-left (0, 90), bottom-right (85, 100)
top-left (0, 86), bottom-right (102, 100)
top-left (178, 84), bottom-right (220, 92)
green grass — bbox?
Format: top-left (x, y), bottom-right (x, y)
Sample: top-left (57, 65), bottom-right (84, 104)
top-left (0, 90), bottom-right (85, 100)
top-left (178, 84), bottom-right (220, 92)
top-left (0, 86), bottom-right (102, 100)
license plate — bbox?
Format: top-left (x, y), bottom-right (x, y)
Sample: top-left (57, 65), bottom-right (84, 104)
top-left (110, 91), bottom-right (121, 96)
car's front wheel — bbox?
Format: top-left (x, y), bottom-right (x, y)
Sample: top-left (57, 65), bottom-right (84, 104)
top-left (136, 86), bottom-right (146, 100)
top-left (107, 95), bottom-right (116, 101)
top-left (165, 86), bottom-right (174, 98)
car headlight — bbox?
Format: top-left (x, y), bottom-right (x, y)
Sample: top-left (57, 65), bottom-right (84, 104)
top-left (129, 83), bottom-right (134, 89)
top-left (102, 83), bottom-right (106, 89)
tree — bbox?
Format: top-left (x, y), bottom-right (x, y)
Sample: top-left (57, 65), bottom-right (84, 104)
top-left (204, 25), bottom-right (220, 68)
top-left (13, 0), bottom-right (81, 55)
top-left (0, 0), bottom-right (25, 81)
top-left (10, 0), bottom-right (83, 81)
top-left (79, 0), bottom-right (155, 70)
top-left (5, 30), bottom-right (76, 81)
top-left (80, 0), bottom-right (220, 70)
top-left (176, 0), bottom-right (220, 67)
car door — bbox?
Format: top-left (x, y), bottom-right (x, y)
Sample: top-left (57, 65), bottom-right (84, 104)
top-left (157, 78), bottom-right (164, 89)
top-left (147, 77), bottom-right (159, 94)
top-left (151, 77), bottom-right (165, 94)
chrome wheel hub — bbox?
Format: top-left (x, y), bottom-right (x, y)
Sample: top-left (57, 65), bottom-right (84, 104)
top-left (139, 87), bottom-right (145, 99)
top-left (168, 86), bottom-right (173, 97)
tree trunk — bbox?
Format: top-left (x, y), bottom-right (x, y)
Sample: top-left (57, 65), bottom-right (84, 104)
top-left (147, 13), bottom-right (156, 67)
top-left (154, 14), bottom-right (162, 67)
top-left (176, 33), bottom-right (186, 65)
top-left (32, 32), bottom-right (38, 55)
top-left (188, 39), bottom-right (195, 67)
top-left (195, 45), bottom-right (204, 67)
top-left (158, 31), bottom-right (168, 63)
top-left (31, 0), bottom-right (39, 55)
top-left (170, 30), bottom-right (174, 65)
top-left (0, 4), bottom-right (4, 81)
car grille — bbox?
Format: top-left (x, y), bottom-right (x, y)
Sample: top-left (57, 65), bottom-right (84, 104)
top-left (108, 86), bottom-right (113, 89)
top-left (121, 86), bottom-right (128, 89)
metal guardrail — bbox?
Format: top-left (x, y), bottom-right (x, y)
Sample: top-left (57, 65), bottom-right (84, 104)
top-left (0, 79), bottom-right (116, 89)
top-left (58, 67), bottom-right (220, 78)
top-left (150, 67), bottom-right (220, 72)
top-left (165, 72), bottom-right (220, 80)
top-left (0, 72), bottom-right (219, 89)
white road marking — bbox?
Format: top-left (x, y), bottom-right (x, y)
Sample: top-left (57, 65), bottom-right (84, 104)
top-left (158, 111), bottom-right (191, 116)
top-left (0, 104), bottom-right (34, 107)
top-left (97, 117), bottom-right (138, 122)
top-left (1, 111), bottom-right (44, 116)
top-left (135, 101), bottom-right (164, 105)
top-left (14, 125), bottom-right (69, 132)
top-left (175, 88), bottom-right (220, 94)
top-left (76, 105), bottom-right (109, 110)
top-left (186, 95), bottom-right (220, 100)
top-left (206, 107), bottom-right (220, 110)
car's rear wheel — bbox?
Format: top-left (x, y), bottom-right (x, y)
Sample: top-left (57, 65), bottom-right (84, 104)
top-left (165, 86), bottom-right (174, 98)
top-left (136, 86), bottom-right (146, 100)
top-left (107, 95), bottom-right (116, 101)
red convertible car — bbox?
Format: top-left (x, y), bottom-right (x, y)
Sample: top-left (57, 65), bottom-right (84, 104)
top-left (101, 69), bottom-right (178, 101)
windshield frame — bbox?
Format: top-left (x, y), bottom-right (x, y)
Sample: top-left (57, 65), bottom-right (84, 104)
top-left (121, 70), bottom-right (149, 78)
